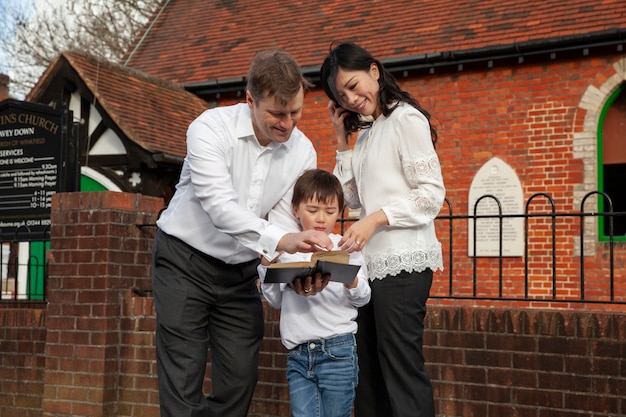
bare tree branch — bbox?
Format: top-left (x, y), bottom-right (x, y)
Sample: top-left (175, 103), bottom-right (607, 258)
top-left (1, 0), bottom-right (162, 99)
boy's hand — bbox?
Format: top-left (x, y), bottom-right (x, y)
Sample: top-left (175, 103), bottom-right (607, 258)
top-left (291, 272), bottom-right (331, 296)
top-left (344, 276), bottom-right (358, 289)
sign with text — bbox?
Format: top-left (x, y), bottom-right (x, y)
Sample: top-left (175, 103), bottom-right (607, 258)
top-left (468, 157), bottom-right (524, 257)
top-left (0, 99), bottom-right (70, 240)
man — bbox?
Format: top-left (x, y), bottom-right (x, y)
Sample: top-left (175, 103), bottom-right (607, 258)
top-left (152, 49), bottom-right (332, 417)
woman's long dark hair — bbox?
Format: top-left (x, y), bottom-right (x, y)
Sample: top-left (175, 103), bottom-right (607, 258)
top-left (320, 42), bottom-right (438, 145)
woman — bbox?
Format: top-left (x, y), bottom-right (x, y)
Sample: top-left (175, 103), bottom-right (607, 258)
top-left (320, 42), bottom-right (445, 417)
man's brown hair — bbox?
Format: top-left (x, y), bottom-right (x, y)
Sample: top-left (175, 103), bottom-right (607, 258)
top-left (246, 49), bottom-right (313, 105)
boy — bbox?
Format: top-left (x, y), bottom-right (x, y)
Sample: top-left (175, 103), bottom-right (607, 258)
top-left (258, 169), bottom-right (371, 417)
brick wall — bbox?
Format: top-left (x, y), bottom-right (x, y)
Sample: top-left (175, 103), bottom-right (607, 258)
top-left (0, 306), bottom-right (46, 416)
top-left (256, 300), bottom-right (626, 417)
top-left (1, 192), bottom-right (624, 417)
top-left (426, 301), bottom-right (626, 417)
top-left (41, 192), bottom-right (162, 417)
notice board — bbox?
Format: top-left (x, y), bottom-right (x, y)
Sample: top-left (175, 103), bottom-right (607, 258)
top-left (0, 99), bottom-right (74, 240)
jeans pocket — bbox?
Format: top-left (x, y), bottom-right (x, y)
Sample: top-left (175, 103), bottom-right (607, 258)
top-left (326, 344), bottom-right (355, 361)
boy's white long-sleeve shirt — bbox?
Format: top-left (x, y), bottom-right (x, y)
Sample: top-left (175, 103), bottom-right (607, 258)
top-left (258, 234), bottom-right (371, 350)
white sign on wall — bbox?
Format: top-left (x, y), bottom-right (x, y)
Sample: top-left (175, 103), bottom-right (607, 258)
top-left (468, 157), bottom-right (524, 257)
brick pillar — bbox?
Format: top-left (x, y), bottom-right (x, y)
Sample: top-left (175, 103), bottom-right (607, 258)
top-left (41, 192), bottom-right (162, 417)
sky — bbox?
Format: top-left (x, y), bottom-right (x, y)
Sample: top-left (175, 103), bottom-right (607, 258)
top-left (0, 0), bottom-right (34, 74)
top-left (0, 0), bottom-right (66, 98)
top-left (0, 0), bottom-right (68, 71)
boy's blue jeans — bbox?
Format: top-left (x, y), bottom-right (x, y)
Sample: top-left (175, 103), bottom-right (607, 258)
top-left (287, 333), bottom-right (358, 417)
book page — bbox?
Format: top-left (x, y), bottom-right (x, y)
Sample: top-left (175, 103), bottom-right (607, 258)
top-left (311, 250), bottom-right (350, 264)
top-left (267, 261), bottom-right (313, 269)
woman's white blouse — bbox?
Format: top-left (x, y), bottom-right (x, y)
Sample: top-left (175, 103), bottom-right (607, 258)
top-left (334, 102), bottom-right (445, 280)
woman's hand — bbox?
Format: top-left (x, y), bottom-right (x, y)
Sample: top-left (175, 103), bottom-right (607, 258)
top-left (339, 209), bottom-right (389, 252)
top-left (327, 100), bottom-right (350, 152)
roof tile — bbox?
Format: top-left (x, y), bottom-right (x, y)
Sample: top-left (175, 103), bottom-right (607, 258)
top-left (124, 0), bottom-right (626, 85)
top-left (30, 52), bottom-right (208, 157)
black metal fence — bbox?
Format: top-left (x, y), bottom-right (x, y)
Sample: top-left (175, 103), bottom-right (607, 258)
top-left (2, 191), bottom-right (624, 304)
top-left (340, 190), bottom-right (625, 305)
top-left (0, 227), bottom-right (49, 302)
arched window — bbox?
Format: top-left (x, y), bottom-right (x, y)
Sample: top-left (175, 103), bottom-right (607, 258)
top-left (598, 83), bottom-right (626, 240)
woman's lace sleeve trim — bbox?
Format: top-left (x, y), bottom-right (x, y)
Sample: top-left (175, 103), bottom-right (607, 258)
top-left (406, 189), bottom-right (440, 219)
top-left (403, 154), bottom-right (442, 184)
top-left (401, 154), bottom-right (443, 218)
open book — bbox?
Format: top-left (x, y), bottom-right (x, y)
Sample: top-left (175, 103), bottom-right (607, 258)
top-left (263, 250), bottom-right (361, 284)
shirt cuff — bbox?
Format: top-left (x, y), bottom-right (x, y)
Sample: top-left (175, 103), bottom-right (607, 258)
top-left (336, 149), bottom-right (352, 159)
top-left (257, 223), bottom-right (289, 262)
top-left (345, 277), bottom-right (370, 298)
top-left (381, 206), bottom-right (396, 227)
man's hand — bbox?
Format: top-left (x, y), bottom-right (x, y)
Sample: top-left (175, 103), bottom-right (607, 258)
top-left (278, 230), bottom-right (333, 254)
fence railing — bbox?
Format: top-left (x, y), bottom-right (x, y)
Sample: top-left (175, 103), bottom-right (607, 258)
top-left (2, 191), bottom-right (624, 304)
top-left (340, 191), bottom-right (625, 305)
top-left (0, 227), bottom-right (49, 302)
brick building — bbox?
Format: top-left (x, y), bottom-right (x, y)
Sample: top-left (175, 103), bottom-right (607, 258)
top-left (29, 0), bottom-right (626, 298)
top-left (2, 1), bottom-right (625, 416)
top-left (119, 0), bottom-right (626, 301)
